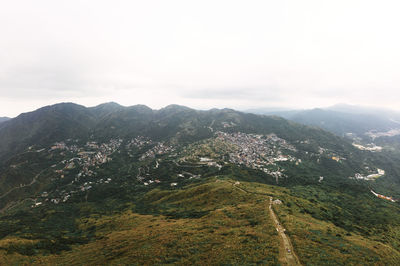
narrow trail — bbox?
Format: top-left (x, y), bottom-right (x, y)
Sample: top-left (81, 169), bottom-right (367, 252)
top-left (0, 169), bottom-right (45, 200)
top-left (207, 119), bottom-right (215, 132)
top-left (269, 197), bottom-right (301, 265)
top-left (172, 159), bottom-right (203, 168)
top-left (0, 198), bottom-right (35, 213)
top-left (223, 180), bottom-right (301, 265)
top-left (0, 169), bottom-right (46, 214)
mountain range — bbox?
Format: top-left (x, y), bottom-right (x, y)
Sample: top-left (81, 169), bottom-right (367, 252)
top-left (0, 102), bottom-right (343, 163)
top-left (0, 102), bottom-right (400, 264)
top-left (247, 104), bottom-right (400, 139)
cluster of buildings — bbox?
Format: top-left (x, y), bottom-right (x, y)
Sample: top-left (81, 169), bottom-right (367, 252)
top-left (50, 141), bottom-right (80, 153)
top-left (50, 139), bottom-right (122, 178)
top-left (126, 136), bottom-right (153, 150)
top-left (350, 168), bottom-right (385, 181)
top-left (31, 139), bottom-right (123, 208)
top-left (221, 121), bottom-right (237, 128)
top-left (77, 139), bottom-right (122, 177)
top-left (316, 146), bottom-right (346, 162)
top-left (140, 142), bottom-right (175, 161)
top-left (52, 139), bottom-right (122, 179)
top-left (176, 131), bottom-right (302, 184)
top-left (215, 131), bottom-right (297, 172)
top-left (195, 157), bottom-right (223, 170)
top-left (32, 177), bottom-right (113, 207)
top-left (352, 143), bottom-right (383, 152)
top-left (126, 136), bottom-right (156, 158)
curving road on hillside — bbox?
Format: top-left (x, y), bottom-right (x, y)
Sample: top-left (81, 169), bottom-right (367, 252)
top-left (0, 169), bottom-right (45, 200)
top-left (269, 197), bottom-right (301, 265)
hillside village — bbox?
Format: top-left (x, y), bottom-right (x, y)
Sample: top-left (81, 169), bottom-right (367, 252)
top-left (1, 108), bottom-right (400, 265)
top-left (30, 136), bottom-right (183, 207)
top-left (140, 142), bottom-right (175, 161)
top-left (32, 139), bottom-right (122, 207)
top-left (21, 126), bottom-right (396, 208)
top-left (216, 131), bottom-right (299, 181)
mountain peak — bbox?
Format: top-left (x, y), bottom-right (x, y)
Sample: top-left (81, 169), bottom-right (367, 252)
top-left (160, 104), bottom-right (193, 111)
top-left (93, 102), bottom-right (123, 109)
top-left (157, 105), bottom-right (195, 115)
top-left (127, 104), bottom-right (153, 112)
top-left (89, 102), bottom-right (125, 117)
top-left (40, 102), bottom-right (87, 111)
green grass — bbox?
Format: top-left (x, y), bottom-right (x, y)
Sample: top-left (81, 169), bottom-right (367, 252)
top-left (0, 179), bottom-right (280, 265)
top-left (1, 178), bottom-right (399, 265)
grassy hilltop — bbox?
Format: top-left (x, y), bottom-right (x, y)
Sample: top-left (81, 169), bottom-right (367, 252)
top-left (1, 178), bottom-right (399, 265)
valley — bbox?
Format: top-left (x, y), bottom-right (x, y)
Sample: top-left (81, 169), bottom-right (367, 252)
top-left (0, 103), bottom-right (400, 264)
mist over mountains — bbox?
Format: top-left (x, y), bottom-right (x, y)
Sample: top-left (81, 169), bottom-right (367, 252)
top-left (246, 104), bottom-right (400, 138)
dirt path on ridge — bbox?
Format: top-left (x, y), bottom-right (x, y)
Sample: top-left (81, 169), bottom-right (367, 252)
top-left (222, 180), bottom-right (302, 265)
top-left (269, 197), bottom-right (301, 265)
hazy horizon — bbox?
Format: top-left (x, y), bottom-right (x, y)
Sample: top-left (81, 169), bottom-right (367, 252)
top-left (1, 1), bottom-right (400, 117)
top-left (2, 101), bottom-right (399, 119)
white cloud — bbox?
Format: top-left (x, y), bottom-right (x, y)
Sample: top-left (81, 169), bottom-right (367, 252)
top-left (1, 0), bottom-right (400, 116)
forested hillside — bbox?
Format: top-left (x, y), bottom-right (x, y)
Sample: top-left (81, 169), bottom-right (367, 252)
top-left (0, 103), bottom-right (399, 264)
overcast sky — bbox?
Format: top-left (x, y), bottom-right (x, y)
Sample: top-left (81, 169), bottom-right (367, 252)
top-left (1, 0), bottom-right (400, 117)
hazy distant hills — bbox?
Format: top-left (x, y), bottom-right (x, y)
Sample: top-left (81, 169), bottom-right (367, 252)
top-left (247, 104), bottom-right (400, 138)
top-left (288, 109), bottom-right (399, 136)
top-left (0, 117), bottom-right (10, 124)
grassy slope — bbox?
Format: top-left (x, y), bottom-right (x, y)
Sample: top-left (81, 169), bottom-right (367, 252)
top-left (271, 189), bottom-right (400, 265)
top-left (0, 180), bottom-right (280, 265)
top-left (0, 179), bottom-right (399, 265)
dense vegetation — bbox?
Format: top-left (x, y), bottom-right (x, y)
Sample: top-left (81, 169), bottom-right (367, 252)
top-left (1, 179), bottom-right (399, 265)
top-left (0, 102), bottom-right (400, 264)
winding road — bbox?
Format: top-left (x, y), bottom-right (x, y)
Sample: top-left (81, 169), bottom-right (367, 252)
top-left (0, 169), bottom-right (47, 213)
top-left (0, 169), bottom-right (45, 200)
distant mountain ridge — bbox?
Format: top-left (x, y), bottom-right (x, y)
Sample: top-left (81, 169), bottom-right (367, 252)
top-left (0, 117), bottom-right (10, 124)
top-left (247, 104), bottom-right (400, 138)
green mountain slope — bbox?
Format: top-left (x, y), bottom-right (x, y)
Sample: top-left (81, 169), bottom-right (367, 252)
top-left (1, 179), bottom-right (399, 265)
top-left (0, 103), bottom-right (96, 164)
top-left (0, 102), bottom-right (400, 264)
